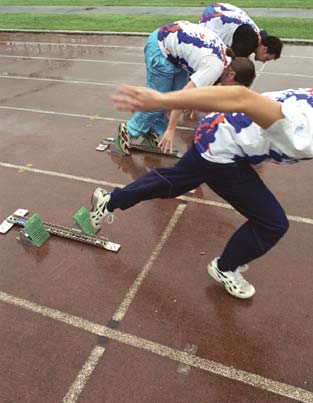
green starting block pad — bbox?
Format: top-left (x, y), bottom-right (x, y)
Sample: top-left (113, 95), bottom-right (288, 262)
top-left (72, 207), bottom-right (99, 236)
top-left (24, 213), bottom-right (50, 247)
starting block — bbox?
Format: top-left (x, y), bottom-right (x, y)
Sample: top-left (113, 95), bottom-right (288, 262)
top-left (96, 137), bottom-right (183, 158)
top-left (0, 209), bottom-right (120, 252)
top-left (0, 209), bottom-right (49, 247)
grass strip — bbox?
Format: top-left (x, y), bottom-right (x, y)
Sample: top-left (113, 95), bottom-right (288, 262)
top-left (0, 0), bottom-right (312, 8)
top-left (0, 14), bottom-right (312, 40)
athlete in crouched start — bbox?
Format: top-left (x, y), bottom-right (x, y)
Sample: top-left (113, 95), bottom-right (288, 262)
top-left (83, 85), bottom-right (312, 300)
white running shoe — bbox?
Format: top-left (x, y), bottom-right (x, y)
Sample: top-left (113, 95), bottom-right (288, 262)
top-left (90, 187), bottom-right (114, 229)
top-left (207, 257), bottom-right (255, 299)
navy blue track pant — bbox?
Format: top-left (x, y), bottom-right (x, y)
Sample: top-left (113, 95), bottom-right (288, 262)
top-left (108, 145), bottom-right (289, 271)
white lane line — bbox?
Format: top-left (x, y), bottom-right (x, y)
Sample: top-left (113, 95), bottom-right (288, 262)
top-left (5, 71), bottom-right (311, 87)
top-left (0, 54), bottom-right (144, 65)
top-left (283, 55), bottom-right (313, 60)
top-left (177, 194), bottom-right (313, 225)
top-left (1, 53), bottom-right (313, 68)
top-left (1, 162), bottom-right (313, 226)
top-left (0, 74), bottom-right (118, 87)
top-left (177, 344), bottom-right (198, 375)
top-left (260, 71), bottom-right (313, 79)
top-left (0, 60), bottom-right (312, 81)
top-left (0, 161), bottom-right (123, 188)
top-left (113, 203), bottom-right (187, 321)
top-left (0, 41), bottom-right (143, 49)
top-left (252, 62), bottom-right (266, 85)
top-left (0, 105), bottom-right (123, 122)
top-left (0, 106), bottom-right (194, 132)
top-left (62, 346), bottom-right (105, 403)
top-left (0, 290), bottom-right (312, 403)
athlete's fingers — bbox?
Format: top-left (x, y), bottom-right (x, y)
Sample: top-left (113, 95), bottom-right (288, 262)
top-left (159, 137), bottom-right (172, 153)
top-left (116, 84), bottom-right (144, 97)
top-left (111, 94), bottom-right (142, 111)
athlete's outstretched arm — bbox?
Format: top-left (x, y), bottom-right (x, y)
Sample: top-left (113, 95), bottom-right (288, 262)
top-left (112, 84), bottom-right (284, 130)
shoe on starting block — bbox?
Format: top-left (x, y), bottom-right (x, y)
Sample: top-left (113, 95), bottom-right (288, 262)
top-left (73, 207), bottom-right (99, 235)
top-left (24, 213), bottom-right (50, 247)
top-left (144, 130), bottom-right (160, 148)
top-left (73, 189), bottom-right (114, 235)
top-left (114, 123), bottom-right (131, 156)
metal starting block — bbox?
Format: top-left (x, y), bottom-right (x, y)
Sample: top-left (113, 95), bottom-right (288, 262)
top-left (0, 209), bottom-right (120, 252)
top-left (96, 137), bottom-right (183, 158)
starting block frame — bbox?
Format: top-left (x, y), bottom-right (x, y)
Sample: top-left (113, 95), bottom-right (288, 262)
top-left (96, 137), bottom-right (183, 158)
top-left (0, 209), bottom-right (120, 252)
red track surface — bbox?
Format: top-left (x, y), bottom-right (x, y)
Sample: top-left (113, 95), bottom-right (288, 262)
top-left (0, 32), bottom-right (312, 403)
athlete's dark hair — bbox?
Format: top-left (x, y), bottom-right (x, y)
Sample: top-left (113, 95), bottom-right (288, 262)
top-left (261, 35), bottom-right (283, 59)
top-left (231, 24), bottom-right (259, 57)
top-left (229, 56), bottom-right (256, 87)
top-left (214, 49), bottom-right (255, 87)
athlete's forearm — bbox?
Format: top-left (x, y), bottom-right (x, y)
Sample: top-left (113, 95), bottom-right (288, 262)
top-left (160, 86), bottom-right (249, 114)
top-left (160, 86), bottom-right (284, 129)
top-left (167, 109), bottom-right (182, 130)
top-left (112, 84), bottom-right (284, 130)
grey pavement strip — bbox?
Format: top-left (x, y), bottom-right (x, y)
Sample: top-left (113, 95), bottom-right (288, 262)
top-left (0, 29), bottom-right (312, 45)
top-left (0, 6), bottom-right (313, 18)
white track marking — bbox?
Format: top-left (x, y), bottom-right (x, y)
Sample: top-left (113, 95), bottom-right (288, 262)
top-left (282, 55), bottom-right (313, 60)
top-left (0, 162), bottom-right (313, 226)
top-left (0, 290), bottom-right (312, 403)
top-left (62, 346), bottom-right (105, 403)
top-left (261, 71), bottom-right (313, 79)
top-left (0, 106), bottom-right (193, 131)
top-left (252, 62), bottom-right (266, 85)
top-left (0, 41), bottom-right (143, 49)
top-left (0, 74), bottom-right (118, 86)
top-left (0, 161), bottom-right (123, 188)
top-left (113, 203), bottom-right (187, 321)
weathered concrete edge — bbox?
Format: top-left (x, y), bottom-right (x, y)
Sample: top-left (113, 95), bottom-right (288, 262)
top-left (0, 29), bottom-right (312, 45)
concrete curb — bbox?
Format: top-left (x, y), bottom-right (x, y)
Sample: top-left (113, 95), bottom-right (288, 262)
top-left (0, 29), bottom-right (313, 45)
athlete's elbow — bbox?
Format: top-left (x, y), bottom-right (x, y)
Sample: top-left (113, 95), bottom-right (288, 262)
top-left (233, 86), bottom-right (255, 112)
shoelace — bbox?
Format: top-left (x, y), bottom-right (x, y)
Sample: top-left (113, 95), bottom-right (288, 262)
top-left (106, 212), bottom-right (115, 224)
top-left (233, 272), bottom-right (251, 291)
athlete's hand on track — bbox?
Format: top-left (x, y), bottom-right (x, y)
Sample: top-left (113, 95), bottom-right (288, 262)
top-left (158, 128), bottom-right (175, 154)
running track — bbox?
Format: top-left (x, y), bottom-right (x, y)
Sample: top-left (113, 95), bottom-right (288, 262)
top-left (0, 31), bottom-right (312, 403)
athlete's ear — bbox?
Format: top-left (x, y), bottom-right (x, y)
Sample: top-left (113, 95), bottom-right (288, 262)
top-left (262, 43), bottom-right (270, 54)
top-left (220, 67), bottom-right (236, 85)
top-left (228, 69), bottom-right (236, 79)
top-left (226, 68), bottom-right (236, 81)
